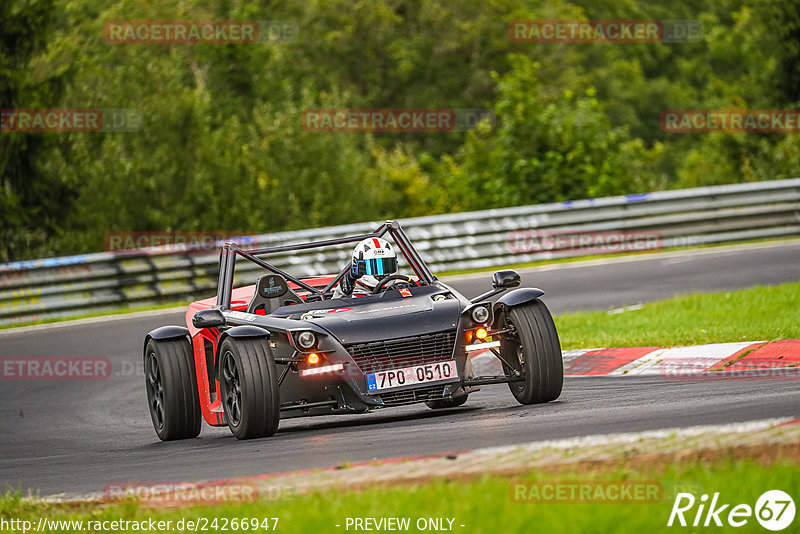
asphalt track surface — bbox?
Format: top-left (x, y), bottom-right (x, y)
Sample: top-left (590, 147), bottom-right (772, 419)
top-left (1, 241), bottom-right (798, 496)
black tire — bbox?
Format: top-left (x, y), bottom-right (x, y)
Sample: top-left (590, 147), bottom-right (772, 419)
top-left (425, 394), bottom-right (468, 410)
top-left (218, 337), bottom-right (280, 440)
top-left (144, 337), bottom-right (202, 441)
top-left (498, 299), bottom-right (563, 405)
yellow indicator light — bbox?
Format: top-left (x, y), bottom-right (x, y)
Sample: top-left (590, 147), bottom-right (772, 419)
top-left (307, 353), bottom-right (320, 365)
top-left (475, 328), bottom-right (489, 340)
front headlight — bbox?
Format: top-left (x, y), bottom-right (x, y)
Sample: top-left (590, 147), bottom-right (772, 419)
top-left (296, 331), bottom-right (317, 349)
top-left (471, 305), bottom-right (490, 324)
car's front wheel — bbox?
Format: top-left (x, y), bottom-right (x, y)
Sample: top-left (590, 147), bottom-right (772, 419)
top-left (144, 337), bottom-right (202, 441)
top-left (498, 299), bottom-right (563, 405)
top-left (218, 337), bottom-right (280, 440)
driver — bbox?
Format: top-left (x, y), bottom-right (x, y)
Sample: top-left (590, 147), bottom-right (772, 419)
top-left (333, 238), bottom-right (398, 298)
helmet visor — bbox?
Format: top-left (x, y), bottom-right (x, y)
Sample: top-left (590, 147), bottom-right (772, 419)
top-left (363, 257), bottom-right (397, 276)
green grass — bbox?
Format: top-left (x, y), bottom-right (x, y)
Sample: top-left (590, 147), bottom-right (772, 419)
top-left (556, 281), bottom-right (800, 350)
top-left (3, 459), bottom-right (797, 533)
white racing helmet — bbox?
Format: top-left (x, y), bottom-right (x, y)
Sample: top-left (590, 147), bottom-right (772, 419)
top-left (352, 237), bottom-right (398, 289)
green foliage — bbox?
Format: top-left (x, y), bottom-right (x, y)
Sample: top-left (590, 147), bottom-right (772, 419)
top-left (2, 0), bottom-right (800, 260)
top-left (434, 55), bottom-right (662, 211)
top-left (0, 0), bottom-right (71, 262)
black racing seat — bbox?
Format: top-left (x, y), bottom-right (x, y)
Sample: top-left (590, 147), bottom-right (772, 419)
top-left (246, 274), bottom-right (302, 315)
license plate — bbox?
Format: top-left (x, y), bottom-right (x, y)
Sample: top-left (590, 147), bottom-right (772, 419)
top-left (366, 360), bottom-right (458, 392)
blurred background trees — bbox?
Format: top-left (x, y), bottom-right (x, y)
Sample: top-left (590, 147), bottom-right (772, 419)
top-left (1, 0), bottom-right (797, 261)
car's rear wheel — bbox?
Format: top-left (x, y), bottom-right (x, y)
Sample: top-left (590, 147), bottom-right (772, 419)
top-left (144, 337), bottom-right (202, 441)
top-left (425, 394), bottom-right (468, 409)
top-left (498, 300), bottom-right (563, 405)
top-left (218, 337), bottom-right (280, 440)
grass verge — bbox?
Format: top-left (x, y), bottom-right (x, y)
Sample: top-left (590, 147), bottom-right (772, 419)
top-left (3, 457), bottom-right (797, 533)
top-left (556, 281), bottom-right (800, 350)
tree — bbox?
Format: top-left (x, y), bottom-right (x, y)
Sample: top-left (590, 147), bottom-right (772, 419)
top-left (434, 55), bottom-right (661, 212)
top-left (0, 0), bottom-right (70, 262)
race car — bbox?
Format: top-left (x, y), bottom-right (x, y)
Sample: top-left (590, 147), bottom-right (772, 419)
top-left (143, 221), bottom-right (563, 440)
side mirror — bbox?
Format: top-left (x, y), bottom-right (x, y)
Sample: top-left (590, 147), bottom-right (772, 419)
top-left (193, 309), bottom-right (226, 329)
top-left (493, 269), bottom-right (521, 289)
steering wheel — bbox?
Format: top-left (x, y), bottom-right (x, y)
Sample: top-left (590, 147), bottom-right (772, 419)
top-left (372, 274), bottom-right (414, 294)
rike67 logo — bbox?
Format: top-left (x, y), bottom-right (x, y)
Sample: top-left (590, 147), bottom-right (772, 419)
top-left (668, 490), bottom-right (795, 531)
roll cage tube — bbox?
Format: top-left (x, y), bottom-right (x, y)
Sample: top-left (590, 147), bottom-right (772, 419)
top-left (387, 220), bottom-right (436, 283)
top-left (215, 221), bottom-right (435, 310)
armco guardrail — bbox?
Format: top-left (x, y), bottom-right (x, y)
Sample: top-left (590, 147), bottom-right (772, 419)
top-left (1, 178), bottom-right (799, 325)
